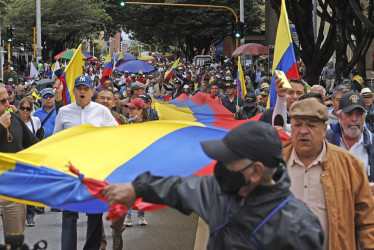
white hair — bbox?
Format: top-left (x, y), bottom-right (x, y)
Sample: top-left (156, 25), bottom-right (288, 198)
top-left (310, 85), bottom-right (326, 96)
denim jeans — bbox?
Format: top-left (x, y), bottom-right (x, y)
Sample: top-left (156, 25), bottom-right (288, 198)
top-left (61, 210), bottom-right (103, 250)
top-left (26, 205), bottom-right (35, 220)
top-left (126, 208), bottom-right (144, 218)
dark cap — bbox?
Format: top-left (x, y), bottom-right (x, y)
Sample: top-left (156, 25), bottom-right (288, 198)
top-left (244, 93), bottom-right (256, 107)
top-left (139, 93), bottom-right (152, 103)
top-left (289, 98), bottom-right (328, 122)
top-left (75, 75), bottom-right (93, 88)
top-left (339, 91), bottom-right (366, 113)
top-left (225, 82), bottom-right (236, 89)
top-left (40, 88), bottom-right (54, 97)
top-left (130, 81), bottom-right (146, 91)
top-left (201, 121), bottom-right (283, 167)
top-left (342, 79), bottom-right (352, 85)
top-left (125, 98), bottom-right (146, 109)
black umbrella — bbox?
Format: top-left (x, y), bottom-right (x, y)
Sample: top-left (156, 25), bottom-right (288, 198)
top-left (36, 79), bottom-right (54, 91)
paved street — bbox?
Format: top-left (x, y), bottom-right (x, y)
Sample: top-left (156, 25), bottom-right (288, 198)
top-left (0, 207), bottom-right (201, 249)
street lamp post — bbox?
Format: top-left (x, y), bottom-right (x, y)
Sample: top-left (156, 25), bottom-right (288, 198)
top-left (240, 0), bottom-right (245, 45)
top-left (36, 0), bottom-right (42, 62)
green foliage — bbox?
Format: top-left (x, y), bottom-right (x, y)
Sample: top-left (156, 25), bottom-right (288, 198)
top-left (104, 0), bottom-right (264, 60)
top-left (3, 71), bottom-right (18, 85)
top-left (3, 0), bottom-right (111, 57)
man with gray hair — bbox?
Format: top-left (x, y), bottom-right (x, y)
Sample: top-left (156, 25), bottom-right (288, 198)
top-left (326, 91), bottom-right (374, 191)
top-left (310, 85), bottom-right (326, 100)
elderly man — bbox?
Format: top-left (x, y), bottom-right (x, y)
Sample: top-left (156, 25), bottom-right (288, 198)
top-left (284, 98), bottom-right (374, 249)
top-left (54, 76), bottom-right (118, 250)
top-left (362, 88), bottom-right (374, 132)
top-left (326, 91), bottom-right (374, 189)
top-left (0, 85), bottom-right (38, 241)
top-left (103, 121), bottom-right (323, 249)
top-left (310, 85), bottom-right (326, 101)
top-left (116, 81), bottom-right (146, 117)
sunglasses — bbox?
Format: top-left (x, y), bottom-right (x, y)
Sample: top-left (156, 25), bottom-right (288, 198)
top-left (0, 97), bottom-right (11, 105)
top-left (20, 106), bottom-right (32, 111)
top-left (43, 93), bottom-right (55, 99)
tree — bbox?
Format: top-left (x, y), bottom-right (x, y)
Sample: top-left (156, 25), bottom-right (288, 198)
top-left (270, 0), bottom-right (374, 85)
top-left (3, 0), bottom-right (111, 60)
top-left (104, 0), bottom-right (264, 62)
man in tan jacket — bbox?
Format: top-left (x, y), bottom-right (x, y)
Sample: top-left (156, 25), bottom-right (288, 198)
top-left (283, 98), bottom-right (374, 249)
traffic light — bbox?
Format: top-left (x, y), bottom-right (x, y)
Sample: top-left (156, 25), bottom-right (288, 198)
top-left (7, 25), bottom-right (14, 43)
top-left (119, 0), bottom-right (125, 7)
top-left (234, 22), bottom-right (246, 39)
top-left (234, 22), bottom-right (241, 39)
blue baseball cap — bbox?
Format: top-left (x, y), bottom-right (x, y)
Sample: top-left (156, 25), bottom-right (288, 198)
top-left (74, 75), bottom-right (93, 88)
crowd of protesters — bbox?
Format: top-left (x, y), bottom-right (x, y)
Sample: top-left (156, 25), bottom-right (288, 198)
top-left (0, 54), bottom-right (374, 249)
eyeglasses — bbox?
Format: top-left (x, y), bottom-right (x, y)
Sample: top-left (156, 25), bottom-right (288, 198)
top-left (20, 106), bottom-right (32, 111)
top-left (42, 93), bottom-right (55, 99)
top-left (0, 97), bottom-right (11, 105)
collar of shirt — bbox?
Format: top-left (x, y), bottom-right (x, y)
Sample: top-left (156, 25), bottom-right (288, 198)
top-left (289, 141), bottom-right (327, 170)
top-left (339, 132), bottom-right (364, 151)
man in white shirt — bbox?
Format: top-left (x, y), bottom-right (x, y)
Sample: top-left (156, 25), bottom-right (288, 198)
top-left (54, 75), bottom-right (118, 250)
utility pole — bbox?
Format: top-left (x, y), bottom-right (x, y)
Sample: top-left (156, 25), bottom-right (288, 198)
top-left (36, 0), bottom-right (42, 62)
top-left (239, 0), bottom-right (245, 45)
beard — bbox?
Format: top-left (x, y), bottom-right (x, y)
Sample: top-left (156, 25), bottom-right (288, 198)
top-left (341, 122), bottom-right (363, 139)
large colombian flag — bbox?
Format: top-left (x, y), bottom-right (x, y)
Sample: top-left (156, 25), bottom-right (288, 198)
top-left (0, 93), bottom-right (289, 214)
top-left (60, 44), bottom-right (84, 105)
top-left (268, 0), bottom-right (299, 108)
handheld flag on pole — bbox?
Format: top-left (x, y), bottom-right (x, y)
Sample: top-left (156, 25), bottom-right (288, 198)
top-left (60, 44), bottom-right (84, 105)
top-left (51, 60), bottom-right (60, 78)
top-left (164, 58), bottom-right (180, 82)
top-left (101, 54), bottom-right (113, 88)
top-left (236, 56), bottom-right (247, 104)
top-left (30, 62), bottom-right (38, 78)
top-left (115, 52), bottom-right (125, 68)
top-left (267, 0), bottom-right (299, 108)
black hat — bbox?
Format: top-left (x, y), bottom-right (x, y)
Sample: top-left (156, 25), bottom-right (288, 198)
top-left (243, 93), bottom-right (256, 107)
top-left (139, 93), bottom-right (152, 103)
top-left (201, 121), bottom-right (283, 167)
top-left (339, 91), bottom-right (366, 113)
top-left (225, 82), bottom-right (236, 89)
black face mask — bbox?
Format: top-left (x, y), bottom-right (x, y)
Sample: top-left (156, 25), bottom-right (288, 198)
top-left (214, 161), bottom-right (254, 196)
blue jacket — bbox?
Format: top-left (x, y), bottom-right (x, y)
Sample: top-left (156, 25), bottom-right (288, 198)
top-left (33, 107), bottom-right (57, 138)
top-left (326, 122), bottom-right (374, 182)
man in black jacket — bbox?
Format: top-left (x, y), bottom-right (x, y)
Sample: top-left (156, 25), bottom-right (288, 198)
top-left (0, 85), bottom-right (39, 238)
top-left (103, 121), bottom-right (324, 249)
